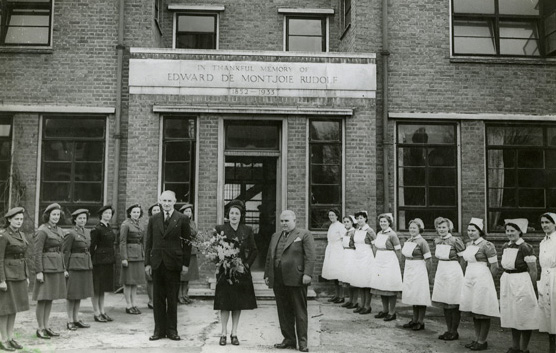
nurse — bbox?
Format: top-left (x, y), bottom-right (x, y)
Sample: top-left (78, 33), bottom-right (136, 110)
top-left (459, 217), bottom-right (499, 351)
top-left (349, 211), bottom-right (375, 314)
top-left (322, 209), bottom-right (347, 303)
top-left (339, 216), bottom-right (357, 307)
top-left (499, 218), bottom-right (538, 353)
top-left (539, 212), bottom-right (556, 353)
top-left (401, 218), bottom-right (431, 331)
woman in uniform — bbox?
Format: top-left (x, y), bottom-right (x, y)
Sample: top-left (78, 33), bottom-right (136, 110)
top-left (349, 211), bottom-right (375, 314)
top-left (33, 203), bottom-right (68, 339)
top-left (459, 217), bottom-right (499, 351)
top-left (120, 204), bottom-right (146, 314)
top-left (178, 203), bottom-right (199, 305)
top-left (145, 203), bottom-right (160, 309)
top-left (0, 207), bottom-right (30, 350)
top-left (63, 209), bottom-right (94, 330)
top-left (322, 209), bottom-right (346, 303)
top-left (401, 218), bottom-right (431, 331)
top-left (499, 218), bottom-right (538, 353)
top-left (339, 215), bottom-right (357, 307)
top-left (432, 217), bottom-right (465, 341)
top-left (371, 213), bottom-right (402, 321)
top-left (214, 200), bottom-right (258, 346)
top-left (90, 205), bottom-right (116, 322)
top-left (539, 212), bottom-right (556, 353)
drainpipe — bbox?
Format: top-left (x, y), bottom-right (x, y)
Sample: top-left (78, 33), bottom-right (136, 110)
top-left (112, 0), bottom-right (124, 212)
top-left (381, 0), bottom-right (390, 213)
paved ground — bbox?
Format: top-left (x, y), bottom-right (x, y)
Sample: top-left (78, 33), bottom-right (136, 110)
top-left (8, 292), bottom-right (548, 352)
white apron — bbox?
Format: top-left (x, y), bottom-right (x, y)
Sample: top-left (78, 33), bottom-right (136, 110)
top-left (459, 246), bottom-right (500, 317)
top-left (370, 233), bottom-right (402, 292)
top-left (538, 267), bottom-right (556, 334)
top-left (350, 229), bottom-right (374, 288)
top-left (339, 232), bottom-right (355, 284)
top-left (321, 222), bottom-right (345, 280)
top-left (432, 244), bottom-right (463, 305)
top-left (401, 242), bottom-right (431, 306)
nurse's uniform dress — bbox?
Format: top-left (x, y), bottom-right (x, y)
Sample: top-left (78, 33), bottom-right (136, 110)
top-left (459, 237), bottom-right (500, 319)
top-left (322, 221), bottom-right (347, 281)
top-left (370, 227), bottom-right (403, 296)
top-left (499, 238), bottom-right (539, 330)
top-left (431, 234), bottom-right (465, 308)
top-left (339, 227), bottom-right (355, 284)
top-left (538, 229), bottom-right (556, 334)
top-left (349, 224), bottom-right (375, 288)
top-left (401, 234), bottom-right (432, 306)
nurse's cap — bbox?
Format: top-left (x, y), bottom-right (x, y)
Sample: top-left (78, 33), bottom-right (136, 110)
top-left (71, 209), bottom-right (90, 217)
top-left (348, 215), bottom-right (356, 224)
top-left (409, 218), bottom-right (425, 230)
top-left (505, 218), bottom-right (528, 234)
top-left (378, 212), bottom-right (393, 222)
top-left (542, 212), bottom-right (556, 224)
top-left (44, 203), bottom-right (62, 214)
top-left (469, 217), bottom-right (484, 231)
top-left (4, 207), bottom-right (25, 219)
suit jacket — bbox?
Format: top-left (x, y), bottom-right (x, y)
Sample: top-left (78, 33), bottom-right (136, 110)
top-left (90, 222), bottom-right (116, 265)
top-left (264, 227), bottom-right (316, 288)
top-left (119, 219), bottom-right (145, 262)
top-left (62, 226), bottom-right (93, 271)
top-left (0, 228), bottom-right (30, 282)
top-left (145, 210), bottom-right (192, 271)
top-left (34, 224), bottom-right (65, 273)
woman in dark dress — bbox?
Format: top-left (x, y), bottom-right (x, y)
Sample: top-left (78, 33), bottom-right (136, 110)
top-left (90, 205), bottom-right (116, 322)
top-left (63, 209), bottom-right (94, 330)
top-left (119, 203), bottom-right (146, 314)
top-left (0, 207), bottom-right (30, 350)
top-left (33, 203), bottom-right (68, 339)
top-left (214, 200), bottom-right (257, 346)
top-left (178, 203), bottom-right (199, 304)
top-left (145, 203), bottom-right (160, 309)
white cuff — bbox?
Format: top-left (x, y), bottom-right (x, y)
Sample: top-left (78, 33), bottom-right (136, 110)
top-left (488, 256), bottom-right (498, 264)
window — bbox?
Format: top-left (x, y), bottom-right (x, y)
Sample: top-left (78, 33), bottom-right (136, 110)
top-left (0, 116), bottom-right (12, 217)
top-left (286, 16), bottom-right (326, 52)
top-left (154, 0), bottom-right (161, 30)
top-left (175, 13), bottom-right (217, 49)
top-left (486, 124), bottom-right (556, 232)
top-left (341, 0), bottom-right (351, 31)
top-left (397, 123), bottom-right (458, 231)
top-left (40, 117), bottom-right (106, 225)
top-left (452, 0), bottom-right (556, 57)
top-left (309, 119), bottom-right (342, 230)
top-left (0, 0), bottom-right (53, 46)
top-left (225, 121), bottom-right (280, 150)
top-left (162, 117), bottom-right (196, 209)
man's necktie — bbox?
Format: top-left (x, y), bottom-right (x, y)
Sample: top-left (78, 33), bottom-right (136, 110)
top-left (164, 211), bottom-right (170, 229)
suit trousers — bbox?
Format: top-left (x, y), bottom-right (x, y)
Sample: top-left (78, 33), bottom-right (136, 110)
top-left (273, 265), bottom-right (308, 348)
top-left (152, 262), bottom-right (181, 336)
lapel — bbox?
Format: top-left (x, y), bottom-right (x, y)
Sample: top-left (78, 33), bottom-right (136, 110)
top-left (163, 211), bottom-right (179, 237)
top-left (155, 213), bottom-right (165, 236)
top-left (269, 231), bottom-right (279, 259)
top-left (282, 228), bottom-right (300, 252)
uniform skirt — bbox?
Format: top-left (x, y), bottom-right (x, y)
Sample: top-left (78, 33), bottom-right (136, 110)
top-left (213, 267), bottom-right (257, 311)
top-left (459, 262), bottom-right (500, 318)
top-left (93, 264), bottom-right (114, 293)
top-left (32, 272), bottom-right (66, 301)
top-left (0, 280), bottom-right (29, 315)
top-left (120, 261), bottom-right (146, 285)
top-left (339, 248), bottom-right (355, 284)
top-left (432, 260), bottom-right (464, 308)
top-left (180, 254), bottom-right (200, 281)
top-left (538, 267), bottom-right (556, 334)
top-left (321, 239), bottom-right (344, 281)
top-left (370, 250), bottom-right (402, 295)
top-left (500, 272), bottom-right (539, 330)
top-left (350, 244), bottom-right (374, 288)
top-left (67, 270), bottom-right (94, 300)
top-left (402, 259), bottom-right (431, 306)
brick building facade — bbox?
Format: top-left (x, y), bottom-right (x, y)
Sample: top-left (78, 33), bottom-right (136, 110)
top-left (0, 0), bottom-right (555, 285)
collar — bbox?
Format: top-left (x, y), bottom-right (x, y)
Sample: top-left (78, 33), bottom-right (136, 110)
top-left (441, 233), bottom-right (452, 240)
top-left (381, 227), bottom-right (392, 234)
top-left (130, 218), bottom-right (140, 225)
top-left (545, 231), bottom-right (556, 240)
top-left (511, 238), bottom-right (524, 246)
top-left (75, 226), bottom-right (85, 232)
top-left (409, 234), bottom-right (422, 242)
top-left (100, 220), bottom-right (110, 227)
top-left (347, 227), bottom-right (355, 232)
top-left (358, 224), bottom-right (370, 231)
top-left (47, 222), bottom-right (57, 229)
top-left (8, 226), bottom-right (19, 233)
top-left (473, 237), bottom-right (485, 245)
top-left (164, 209), bottom-right (174, 218)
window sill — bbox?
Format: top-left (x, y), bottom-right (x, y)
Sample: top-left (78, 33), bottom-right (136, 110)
top-left (0, 46), bottom-right (53, 54)
top-left (450, 56), bottom-right (556, 65)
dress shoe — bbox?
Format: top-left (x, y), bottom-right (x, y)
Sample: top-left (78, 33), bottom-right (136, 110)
top-left (125, 307), bottom-right (134, 314)
top-left (183, 296), bottom-right (193, 304)
top-left (230, 335), bottom-right (239, 346)
top-left (438, 332), bottom-right (449, 340)
top-left (147, 302), bottom-right (154, 309)
top-left (470, 342), bottom-right (488, 351)
top-left (74, 320), bottom-right (90, 328)
top-left (274, 342), bottom-right (296, 349)
top-left (8, 340), bottom-right (22, 350)
top-left (403, 320), bottom-right (416, 328)
top-left (67, 322), bottom-right (78, 331)
top-left (36, 329), bottom-right (51, 339)
top-left (45, 328), bottom-right (60, 337)
top-left (133, 306), bottom-right (141, 314)
top-left (333, 297), bottom-right (345, 304)
top-left (219, 336), bottom-right (226, 346)
top-left (149, 334), bottom-right (163, 341)
top-left (178, 297), bottom-right (186, 304)
top-left (341, 301), bottom-right (352, 308)
top-left (94, 314), bottom-right (107, 322)
top-left (328, 296), bottom-right (339, 302)
top-left (374, 311), bottom-right (387, 319)
top-left (383, 314), bottom-right (397, 321)
top-left (299, 347), bottom-right (309, 352)
top-left (0, 342), bottom-right (15, 352)
top-left (101, 313), bottom-right (113, 321)
top-left (412, 322), bottom-right (425, 331)
top-left (359, 307), bottom-right (372, 315)
top-left (465, 341), bottom-right (478, 349)
top-left (167, 333), bottom-right (180, 341)
top-left (444, 332), bottom-right (459, 341)
top-left (353, 306), bottom-right (363, 313)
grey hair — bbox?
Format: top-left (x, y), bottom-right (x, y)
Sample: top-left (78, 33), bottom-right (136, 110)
top-left (281, 210), bottom-right (296, 219)
top-left (159, 190), bottom-right (177, 201)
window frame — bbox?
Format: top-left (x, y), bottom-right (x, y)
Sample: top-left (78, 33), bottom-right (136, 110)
top-left (0, 115), bottom-right (12, 217)
top-left (0, 0), bottom-right (53, 47)
top-left (284, 15), bottom-right (328, 52)
top-left (340, 0), bottom-right (351, 32)
top-left (154, 0), bottom-right (162, 34)
top-left (173, 12), bottom-right (218, 50)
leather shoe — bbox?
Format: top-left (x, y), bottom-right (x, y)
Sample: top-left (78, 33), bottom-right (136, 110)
top-left (438, 332), bottom-right (449, 340)
top-left (133, 306), bottom-right (141, 314)
top-left (353, 306), bottom-right (363, 313)
top-left (74, 320), bottom-right (90, 328)
top-left (126, 307), bottom-right (134, 314)
top-left (327, 296), bottom-right (338, 302)
top-left (219, 336), bottom-right (226, 346)
top-left (0, 342), bottom-right (15, 352)
top-left (465, 341), bottom-right (478, 349)
top-left (45, 328), bottom-right (60, 337)
top-left (36, 329), bottom-right (51, 339)
top-left (333, 297), bottom-right (345, 304)
top-left (359, 307), bottom-right (372, 315)
top-left (167, 333), bottom-right (180, 341)
top-left (147, 302), bottom-right (154, 309)
top-left (403, 320), bottom-right (416, 328)
top-left (383, 314), bottom-right (397, 321)
top-left (101, 313), bottom-right (113, 321)
top-left (374, 311), bottom-right (387, 319)
top-left (67, 322), bottom-right (78, 331)
top-left (470, 342), bottom-right (488, 351)
top-left (299, 347), bottom-right (309, 352)
top-left (94, 314), bottom-right (107, 323)
top-left (149, 334), bottom-right (163, 341)
top-left (412, 322), bottom-right (425, 331)
top-left (274, 342), bottom-right (296, 349)
top-left (341, 301), bottom-right (352, 308)
top-left (8, 340), bottom-right (22, 350)
top-left (230, 335), bottom-right (239, 346)
top-left (444, 332), bottom-right (459, 341)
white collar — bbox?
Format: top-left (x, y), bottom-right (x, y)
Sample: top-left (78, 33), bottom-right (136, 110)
top-left (545, 231), bottom-right (556, 240)
top-left (409, 234), bottom-right (422, 241)
top-left (381, 227), bottom-right (392, 234)
top-left (164, 209), bottom-right (174, 217)
top-left (441, 233), bottom-right (452, 240)
top-left (358, 224), bottom-right (370, 231)
top-left (511, 238), bottom-right (524, 245)
top-left (473, 237), bottom-right (485, 245)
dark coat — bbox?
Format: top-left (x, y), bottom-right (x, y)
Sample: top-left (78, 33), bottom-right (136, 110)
top-left (90, 222), bottom-right (116, 265)
top-left (214, 223), bottom-right (258, 268)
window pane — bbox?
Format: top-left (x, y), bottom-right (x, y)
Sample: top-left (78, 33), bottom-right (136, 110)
top-left (164, 183), bottom-right (192, 203)
top-left (0, 163), bottom-right (9, 181)
top-left (453, 20), bottom-right (496, 55)
top-left (488, 168), bottom-right (516, 187)
top-left (489, 188), bottom-right (514, 207)
top-left (428, 147), bottom-right (456, 166)
top-left (549, 127), bottom-right (556, 146)
top-left (165, 142), bottom-right (192, 162)
top-left (547, 150), bottom-right (556, 168)
top-left (225, 123), bottom-right (279, 150)
top-left (488, 149), bottom-right (515, 168)
top-left (399, 167), bottom-right (426, 186)
top-left (310, 207), bottom-right (338, 229)
top-left (164, 162), bottom-right (191, 182)
top-left (311, 145), bottom-right (341, 164)
top-left (518, 189), bottom-right (545, 207)
top-left (397, 124), bottom-right (455, 144)
top-left (176, 33), bottom-right (216, 49)
top-left (0, 141), bottom-right (11, 160)
top-left (487, 126), bottom-right (543, 146)
top-left (499, 21), bottom-right (540, 56)
top-left (75, 163), bottom-right (103, 182)
top-left (310, 121), bottom-right (340, 141)
top-left (288, 37), bottom-right (323, 52)
top-left (399, 147), bottom-right (426, 167)
top-left (548, 171), bottom-right (556, 187)
top-left (518, 169), bottom-right (545, 187)
top-left (5, 10), bottom-right (50, 45)
top-left (517, 150), bottom-right (543, 168)
top-left (44, 118), bottom-right (104, 138)
top-left (43, 141), bottom-right (73, 161)
top-left (288, 18), bottom-right (323, 35)
top-left (311, 185), bottom-right (340, 204)
top-left (398, 187), bottom-right (426, 206)
top-left (0, 124), bottom-right (10, 137)
top-left (429, 188), bottom-right (456, 206)
top-left (548, 189), bottom-right (556, 207)
top-left (43, 163), bottom-right (71, 181)
top-left (42, 182), bottom-right (70, 202)
top-left (453, 0), bottom-right (495, 14)
top-left (75, 141), bottom-right (104, 162)
top-left (499, 0), bottom-right (539, 15)
top-left (164, 118), bottom-right (195, 139)
top-left (178, 15), bottom-right (215, 33)
top-left (311, 165), bottom-right (340, 184)
top-left (429, 168), bottom-right (457, 186)
top-left (74, 183), bottom-right (102, 202)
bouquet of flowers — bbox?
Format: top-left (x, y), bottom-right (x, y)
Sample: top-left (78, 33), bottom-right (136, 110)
top-left (189, 229), bottom-right (245, 284)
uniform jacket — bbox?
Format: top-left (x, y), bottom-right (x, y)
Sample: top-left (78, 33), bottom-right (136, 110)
top-left (0, 227), bottom-right (30, 281)
top-left (119, 219), bottom-right (145, 262)
top-left (214, 223), bottom-right (258, 269)
top-left (145, 210), bottom-right (192, 271)
top-left (90, 222), bottom-right (116, 265)
top-left (34, 223), bottom-right (65, 273)
top-left (62, 226), bottom-right (93, 271)
top-left (264, 227), bottom-right (316, 288)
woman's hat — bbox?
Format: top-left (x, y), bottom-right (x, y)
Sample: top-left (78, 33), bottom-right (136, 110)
top-left (505, 218), bottom-right (528, 234)
top-left (126, 203), bottom-right (141, 214)
top-left (44, 203), bottom-right (61, 214)
top-left (97, 205), bottom-right (114, 216)
top-left (148, 203), bottom-right (160, 212)
top-left (354, 210), bottom-right (368, 218)
top-left (542, 212), bottom-right (556, 224)
top-left (4, 207), bottom-right (24, 219)
top-left (348, 215), bottom-right (356, 224)
top-left (378, 213), bottom-right (394, 223)
top-left (179, 203), bottom-right (194, 212)
top-left (227, 199), bottom-right (245, 212)
top-left (469, 217), bottom-right (484, 231)
top-left (71, 209), bottom-right (90, 218)
top-left (409, 218), bottom-right (425, 230)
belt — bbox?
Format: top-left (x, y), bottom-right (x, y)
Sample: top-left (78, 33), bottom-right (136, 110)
top-left (72, 249), bottom-right (89, 253)
top-left (343, 247), bottom-right (354, 250)
top-left (126, 239), bottom-right (142, 244)
top-left (504, 269), bottom-right (527, 274)
top-left (5, 253), bottom-right (25, 259)
top-left (438, 259), bottom-right (458, 261)
top-left (376, 248), bottom-right (393, 251)
top-left (43, 247), bottom-right (61, 253)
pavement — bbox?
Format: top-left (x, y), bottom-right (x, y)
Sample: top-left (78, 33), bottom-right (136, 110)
top-left (8, 292), bottom-right (549, 353)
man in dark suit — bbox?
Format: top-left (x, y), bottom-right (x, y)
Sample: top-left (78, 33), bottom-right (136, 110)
top-left (264, 210), bottom-right (316, 353)
top-left (145, 190), bottom-right (192, 341)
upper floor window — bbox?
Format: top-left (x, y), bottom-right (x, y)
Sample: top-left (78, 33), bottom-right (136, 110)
top-left (175, 13), bottom-right (217, 49)
top-left (341, 0), bottom-right (351, 31)
top-left (286, 16), bottom-right (327, 52)
top-left (486, 124), bottom-right (556, 232)
top-left (397, 123), bottom-right (459, 231)
top-left (0, 116), bottom-right (12, 217)
top-left (154, 0), bottom-right (161, 30)
top-left (452, 0), bottom-right (556, 57)
top-left (0, 0), bottom-right (53, 46)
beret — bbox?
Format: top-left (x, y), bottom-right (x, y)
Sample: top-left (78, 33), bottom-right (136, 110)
top-left (179, 203), bottom-right (194, 212)
top-left (44, 203), bottom-right (61, 214)
top-left (4, 207), bottom-right (24, 219)
top-left (71, 208), bottom-right (90, 217)
top-left (97, 205), bottom-right (114, 216)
